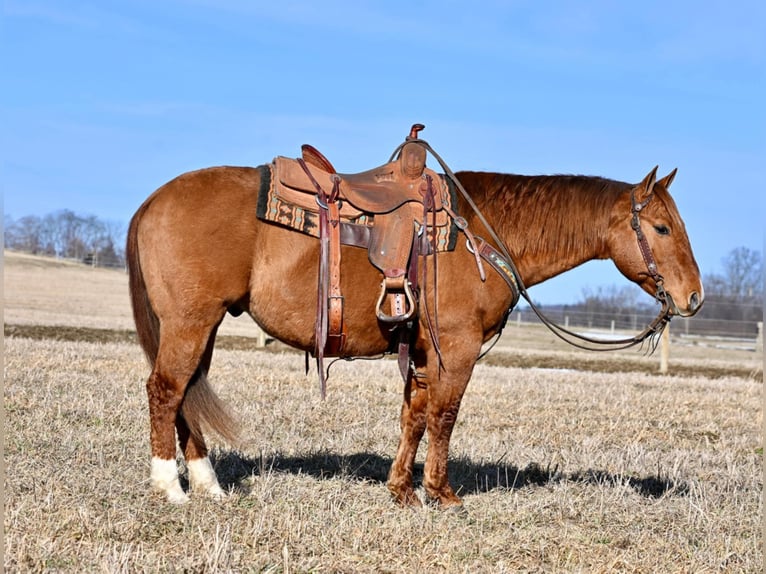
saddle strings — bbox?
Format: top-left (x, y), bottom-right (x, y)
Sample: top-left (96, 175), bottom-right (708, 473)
top-left (389, 139), bottom-right (672, 353)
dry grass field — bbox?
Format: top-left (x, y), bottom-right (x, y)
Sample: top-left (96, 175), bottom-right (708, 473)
top-left (4, 250), bottom-right (763, 572)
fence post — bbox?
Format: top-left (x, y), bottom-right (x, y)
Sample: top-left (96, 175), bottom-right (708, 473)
top-left (757, 322), bottom-right (763, 354)
top-left (659, 324), bottom-right (670, 374)
top-left (257, 327), bottom-right (266, 348)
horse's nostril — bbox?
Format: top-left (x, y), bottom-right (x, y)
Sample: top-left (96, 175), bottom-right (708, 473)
top-left (689, 291), bottom-right (701, 312)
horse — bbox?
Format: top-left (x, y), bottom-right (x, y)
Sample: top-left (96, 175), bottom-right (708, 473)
top-left (126, 150), bottom-right (703, 508)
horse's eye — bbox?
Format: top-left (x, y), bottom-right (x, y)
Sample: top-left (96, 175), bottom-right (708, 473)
top-left (654, 224), bottom-right (670, 236)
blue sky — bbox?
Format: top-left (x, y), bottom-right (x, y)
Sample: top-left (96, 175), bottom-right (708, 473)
top-left (3, 1), bottom-right (764, 304)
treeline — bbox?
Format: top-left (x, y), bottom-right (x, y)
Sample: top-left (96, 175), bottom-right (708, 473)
top-left (694, 246), bottom-right (763, 336)
top-left (518, 246), bottom-right (763, 338)
top-left (4, 210), bottom-right (126, 268)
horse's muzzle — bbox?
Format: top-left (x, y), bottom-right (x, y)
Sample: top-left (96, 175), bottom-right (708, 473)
top-left (688, 291), bottom-right (703, 315)
top-left (668, 290), bottom-right (704, 318)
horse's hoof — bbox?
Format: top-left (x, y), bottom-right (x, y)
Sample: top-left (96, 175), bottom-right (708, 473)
top-left (388, 486), bottom-right (423, 508)
top-left (205, 485), bottom-right (227, 501)
top-left (443, 502), bottom-right (468, 516)
top-left (424, 486), bottom-right (464, 511)
top-left (151, 458), bottom-right (189, 504)
top-left (188, 457), bottom-right (225, 500)
top-left (164, 487), bottom-right (191, 505)
top-left (151, 477), bottom-right (190, 504)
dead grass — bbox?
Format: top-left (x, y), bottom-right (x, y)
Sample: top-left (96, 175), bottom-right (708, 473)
top-left (3, 251), bottom-right (763, 572)
top-left (4, 338), bottom-right (762, 572)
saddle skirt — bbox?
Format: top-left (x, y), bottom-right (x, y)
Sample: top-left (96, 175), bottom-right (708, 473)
top-left (257, 156), bottom-right (459, 258)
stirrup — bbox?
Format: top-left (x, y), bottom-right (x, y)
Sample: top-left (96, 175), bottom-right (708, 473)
top-left (375, 273), bottom-right (417, 323)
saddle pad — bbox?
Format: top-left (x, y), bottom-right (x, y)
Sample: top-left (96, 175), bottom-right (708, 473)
top-left (256, 163), bottom-right (459, 253)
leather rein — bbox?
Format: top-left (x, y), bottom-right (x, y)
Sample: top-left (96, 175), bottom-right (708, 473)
top-left (390, 139), bottom-right (673, 353)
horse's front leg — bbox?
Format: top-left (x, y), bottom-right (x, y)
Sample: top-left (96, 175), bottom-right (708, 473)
top-left (387, 349), bottom-right (429, 507)
top-left (422, 339), bottom-right (481, 508)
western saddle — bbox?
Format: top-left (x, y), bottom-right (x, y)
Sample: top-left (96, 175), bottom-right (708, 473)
top-left (258, 124), bottom-right (519, 395)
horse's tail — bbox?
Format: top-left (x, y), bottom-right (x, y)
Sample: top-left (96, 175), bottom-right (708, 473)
top-left (180, 372), bottom-right (241, 447)
top-left (126, 201), bottom-right (240, 446)
top-left (126, 203), bottom-right (160, 366)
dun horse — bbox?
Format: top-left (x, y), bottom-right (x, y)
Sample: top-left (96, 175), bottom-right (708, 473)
top-left (127, 132), bottom-right (703, 507)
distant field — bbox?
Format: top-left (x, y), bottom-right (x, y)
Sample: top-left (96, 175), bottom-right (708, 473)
top-left (4, 251), bottom-right (763, 572)
top-left (3, 250), bottom-right (263, 337)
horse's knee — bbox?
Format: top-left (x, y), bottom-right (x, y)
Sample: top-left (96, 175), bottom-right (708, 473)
top-left (146, 369), bottom-right (182, 406)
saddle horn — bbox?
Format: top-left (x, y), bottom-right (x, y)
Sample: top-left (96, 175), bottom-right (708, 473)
top-left (400, 124), bottom-right (427, 178)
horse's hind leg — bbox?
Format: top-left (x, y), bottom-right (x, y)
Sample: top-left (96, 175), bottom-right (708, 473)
top-left (147, 318), bottom-right (224, 503)
top-left (175, 416), bottom-right (225, 499)
top-left (174, 324), bottom-right (232, 499)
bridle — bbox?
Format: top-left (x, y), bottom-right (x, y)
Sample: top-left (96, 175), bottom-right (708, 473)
top-left (630, 185), bottom-right (671, 311)
top-left (390, 137), bottom-right (673, 353)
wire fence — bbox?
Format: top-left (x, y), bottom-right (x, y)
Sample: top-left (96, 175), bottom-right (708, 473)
top-left (511, 305), bottom-right (762, 341)
top-left (80, 252), bottom-right (126, 269)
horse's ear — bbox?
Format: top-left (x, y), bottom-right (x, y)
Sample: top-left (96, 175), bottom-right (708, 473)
top-left (635, 165), bottom-right (659, 203)
top-left (657, 168), bottom-right (678, 190)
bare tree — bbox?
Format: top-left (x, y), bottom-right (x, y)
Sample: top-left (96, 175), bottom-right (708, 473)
top-left (704, 248), bottom-right (762, 298)
top-left (568, 246), bottom-right (762, 336)
top-left (721, 246), bottom-right (763, 300)
top-left (4, 210), bottom-right (126, 267)
top-left (577, 284), bottom-right (650, 329)
top-left (701, 247), bottom-right (763, 328)
top-left (4, 215), bottom-right (50, 254)
top-left (102, 219), bottom-right (127, 264)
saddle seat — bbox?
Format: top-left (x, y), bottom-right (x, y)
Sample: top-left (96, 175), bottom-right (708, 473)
top-left (274, 142), bottom-right (445, 217)
top-left (271, 130), bottom-right (452, 293)
top-left (300, 136), bottom-right (442, 214)
top-left (263, 125), bottom-right (457, 394)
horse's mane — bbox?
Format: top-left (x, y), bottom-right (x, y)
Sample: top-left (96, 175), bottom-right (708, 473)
top-left (456, 171), bottom-right (631, 261)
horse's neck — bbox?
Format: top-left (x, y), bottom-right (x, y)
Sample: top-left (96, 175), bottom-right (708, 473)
top-left (460, 172), bottom-right (620, 287)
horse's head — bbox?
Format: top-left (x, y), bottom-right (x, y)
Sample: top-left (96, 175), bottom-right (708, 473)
top-left (608, 166), bottom-right (704, 317)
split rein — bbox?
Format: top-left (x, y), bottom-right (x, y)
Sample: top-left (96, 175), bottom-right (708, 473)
top-left (389, 139), bottom-right (673, 354)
